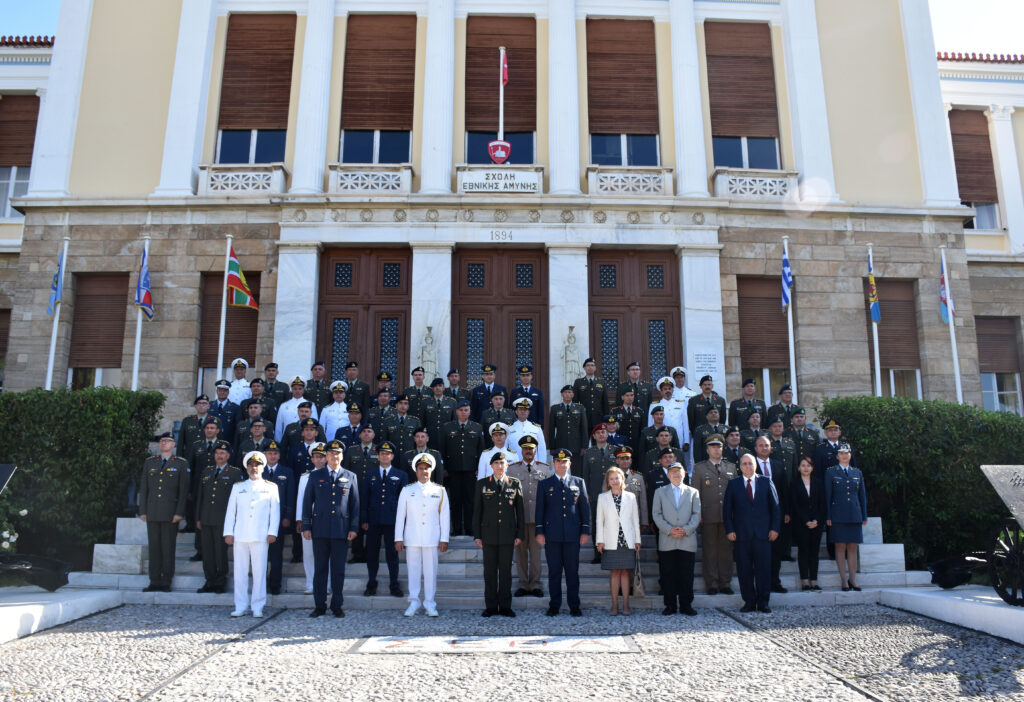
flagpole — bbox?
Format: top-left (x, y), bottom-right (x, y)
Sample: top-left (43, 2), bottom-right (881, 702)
top-left (131, 234), bottom-right (151, 391)
top-left (868, 243), bottom-right (882, 397)
top-left (217, 234), bottom-right (233, 381)
top-left (45, 231), bottom-right (70, 391)
top-left (782, 236), bottom-right (798, 403)
top-left (498, 46), bottom-right (506, 142)
top-left (940, 245), bottom-right (963, 403)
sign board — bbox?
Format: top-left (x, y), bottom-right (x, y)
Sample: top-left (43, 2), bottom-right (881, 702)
top-left (352, 635), bottom-right (638, 654)
top-left (458, 169), bottom-right (542, 194)
top-left (980, 465), bottom-right (1024, 529)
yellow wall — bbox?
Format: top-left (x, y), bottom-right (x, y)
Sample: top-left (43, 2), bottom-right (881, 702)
top-left (771, 25), bottom-right (794, 171)
top-left (282, 16), bottom-right (305, 185)
top-left (0, 223), bottom-right (22, 241)
top-left (411, 17), bottom-right (427, 191)
top-left (324, 16), bottom-right (347, 189)
top-left (654, 22), bottom-right (675, 171)
top-left (201, 16), bottom-right (228, 163)
top-left (816, 0), bottom-right (923, 205)
top-left (576, 18), bottom-right (589, 192)
top-left (536, 18), bottom-right (549, 189)
top-left (965, 231), bottom-right (1010, 253)
top-left (452, 17), bottom-right (467, 180)
top-left (68, 0), bottom-right (182, 196)
top-left (1013, 110), bottom-right (1024, 207)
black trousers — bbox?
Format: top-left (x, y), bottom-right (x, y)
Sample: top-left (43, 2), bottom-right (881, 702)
top-left (447, 472), bottom-right (476, 535)
top-left (199, 524), bottom-right (229, 589)
top-left (312, 537), bottom-right (349, 611)
top-left (795, 524), bottom-right (823, 580)
top-left (366, 523), bottom-right (399, 588)
top-left (482, 542), bottom-right (514, 611)
top-left (146, 520), bottom-right (178, 588)
top-left (267, 520), bottom-right (286, 589)
top-left (659, 549), bottom-right (696, 610)
top-left (735, 537), bottom-right (771, 607)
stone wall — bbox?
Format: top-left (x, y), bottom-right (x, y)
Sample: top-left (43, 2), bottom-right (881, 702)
top-left (968, 260), bottom-right (1024, 368)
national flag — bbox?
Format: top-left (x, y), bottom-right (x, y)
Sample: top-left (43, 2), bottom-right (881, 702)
top-left (46, 249), bottom-right (64, 316)
top-left (134, 247), bottom-right (154, 320)
top-left (867, 252), bottom-right (880, 323)
top-left (501, 49), bottom-right (509, 86)
top-left (781, 249), bottom-right (794, 313)
top-left (227, 246), bottom-right (259, 311)
top-left (939, 257), bottom-right (955, 323)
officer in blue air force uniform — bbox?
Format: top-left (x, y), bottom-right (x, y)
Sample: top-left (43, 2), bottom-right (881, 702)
top-left (359, 441), bottom-right (409, 597)
top-left (535, 448), bottom-right (591, 617)
top-left (509, 364), bottom-right (545, 425)
top-left (302, 439), bottom-right (359, 618)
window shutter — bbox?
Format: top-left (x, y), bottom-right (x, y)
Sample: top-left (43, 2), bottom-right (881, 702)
top-left (737, 277), bottom-right (789, 367)
top-left (586, 19), bottom-right (659, 135)
top-left (863, 280), bottom-right (920, 369)
top-left (68, 275), bottom-right (129, 368)
top-left (341, 15), bottom-right (417, 131)
top-left (704, 22), bottom-right (779, 138)
top-left (198, 273), bottom-right (261, 367)
top-left (0, 94), bottom-right (40, 167)
top-left (948, 109), bottom-right (998, 203)
top-left (465, 16), bottom-right (536, 132)
top-left (218, 14), bottom-right (297, 130)
top-left (0, 308), bottom-right (10, 358)
top-left (976, 317), bottom-right (1020, 373)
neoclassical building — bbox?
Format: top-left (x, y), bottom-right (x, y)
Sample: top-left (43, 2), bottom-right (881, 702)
top-left (0, 0), bottom-right (1020, 427)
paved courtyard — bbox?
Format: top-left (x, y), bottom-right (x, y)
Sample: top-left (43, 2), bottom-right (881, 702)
top-left (1, 603), bottom-right (1023, 701)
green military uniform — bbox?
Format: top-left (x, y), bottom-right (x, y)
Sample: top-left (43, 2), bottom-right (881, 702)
top-left (177, 414), bottom-right (211, 459)
top-left (686, 391), bottom-right (727, 434)
top-left (690, 455), bottom-right (737, 592)
top-left (573, 375), bottom-right (610, 436)
top-left (422, 395), bottom-right (456, 450)
top-left (239, 392), bottom-right (278, 426)
top-left (366, 403), bottom-right (393, 437)
top-left (643, 446), bottom-right (686, 475)
top-left (769, 434), bottom-right (797, 477)
top-left (472, 472), bottom-right (525, 613)
top-left (613, 404), bottom-right (645, 456)
top-left (138, 452), bottom-right (190, 590)
top-left (480, 407), bottom-right (516, 449)
top-left (692, 422), bottom-right (728, 463)
top-left (727, 397), bottom-right (767, 432)
top-left (265, 379), bottom-right (291, 407)
top-left (196, 452), bottom-right (244, 592)
top-left (740, 428), bottom-right (771, 453)
top-left (400, 446), bottom-right (444, 485)
top-left (304, 378), bottom-right (333, 413)
top-left (346, 378), bottom-right (372, 415)
top-left (640, 424), bottom-right (679, 456)
top-left (581, 444), bottom-right (617, 528)
top-left (547, 401), bottom-right (589, 457)
top-left (442, 418), bottom-right (486, 535)
top-left (723, 443), bottom-right (752, 467)
top-left (765, 402), bottom-right (798, 431)
top-left (401, 384), bottom-right (432, 421)
top-left (617, 379), bottom-right (654, 417)
top-left (444, 386), bottom-right (472, 405)
top-left (383, 411), bottom-right (422, 473)
top-left (787, 426), bottom-right (819, 467)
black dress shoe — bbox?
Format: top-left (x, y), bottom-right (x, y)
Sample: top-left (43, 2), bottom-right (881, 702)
top-left (498, 608), bottom-right (516, 618)
top-left (661, 606), bottom-right (677, 615)
top-left (332, 608), bottom-right (345, 618)
top-left (189, 553), bottom-right (203, 562)
top-left (268, 587), bottom-right (281, 596)
top-left (569, 608), bottom-right (582, 617)
top-left (290, 556), bottom-right (303, 563)
top-left (213, 588), bottom-right (225, 594)
top-left (159, 586), bottom-right (172, 593)
top-left (545, 607), bottom-right (559, 616)
top-left (771, 584), bottom-right (788, 594)
top-left (719, 587), bottom-right (735, 595)
top-left (196, 585), bottom-right (211, 593)
top-left (841, 586), bottom-right (851, 592)
top-left (390, 586), bottom-right (404, 598)
top-left (591, 554), bottom-right (602, 564)
top-left (363, 583), bottom-right (377, 597)
top-left (531, 588), bottom-right (544, 598)
top-left (513, 588), bottom-right (528, 597)
top-left (310, 608), bottom-right (326, 618)
top-left (706, 588), bottom-right (718, 596)
top-left (811, 584), bottom-right (822, 592)
top-left (740, 604), bottom-right (756, 613)
top-left (481, 608), bottom-right (497, 618)
top-left (680, 607), bottom-right (698, 616)
top-left (757, 604), bottom-right (772, 613)
top-left (143, 585), bottom-right (160, 592)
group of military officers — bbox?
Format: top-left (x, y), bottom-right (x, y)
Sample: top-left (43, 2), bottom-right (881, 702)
top-left (138, 357), bottom-right (862, 615)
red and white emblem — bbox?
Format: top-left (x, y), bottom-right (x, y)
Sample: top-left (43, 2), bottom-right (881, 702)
top-left (488, 140), bottom-right (511, 164)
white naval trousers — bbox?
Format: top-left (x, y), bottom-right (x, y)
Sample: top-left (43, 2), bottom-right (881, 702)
top-left (233, 541), bottom-right (269, 613)
top-left (406, 546), bottom-right (439, 608)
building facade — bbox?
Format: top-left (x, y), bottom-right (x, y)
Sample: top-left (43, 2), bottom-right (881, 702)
top-left (1, 0), bottom-right (1017, 427)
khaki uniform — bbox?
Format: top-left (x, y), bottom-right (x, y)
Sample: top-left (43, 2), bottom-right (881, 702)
top-left (507, 460), bottom-right (553, 591)
top-left (690, 459), bottom-right (737, 590)
top-left (624, 470), bottom-right (649, 527)
top-left (138, 454), bottom-right (190, 589)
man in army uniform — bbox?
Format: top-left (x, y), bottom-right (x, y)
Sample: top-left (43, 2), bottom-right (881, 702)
top-left (234, 401), bottom-right (267, 452)
top-left (263, 362), bottom-right (290, 407)
top-left (285, 417), bottom-right (322, 473)
top-left (613, 388), bottom-right (645, 457)
top-left (617, 361), bottom-right (654, 417)
top-left (366, 389), bottom-right (394, 437)
top-left (507, 435), bottom-right (552, 598)
top-left (536, 448), bottom-right (591, 617)
top-left (382, 394), bottom-right (422, 472)
top-left (581, 424), bottom-right (616, 563)
top-left (508, 398), bottom-right (547, 463)
top-left (304, 360), bottom-right (333, 413)
top-left (228, 358), bottom-right (251, 405)
top-left (690, 434), bottom-right (737, 595)
top-left (444, 368), bottom-right (472, 405)
top-left (401, 366), bottom-right (432, 420)
top-left (740, 410), bottom-right (771, 453)
top-left (442, 401), bottom-right (485, 536)
top-left (686, 375), bottom-right (727, 436)
top-left (641, 405), bottom-right (680, 456)
top-left (139, 432), bottom-right (190, 592)
top-left (616, 446), bottom-right (649, 530)
top-left (188, 416), bottom-right (223, 557)
top-left (401, 427), bottom-right (444, 485)
top-left (643, 428), bottom-right (686, 475)
top-left (275, 378), bottom-right (320, 443)
top-left (334, 404), bottom-right (366, 446)
top-left (473, 453), bottom-right (525, 617)
top-left (767, 417), bottom-right (797, 479)
top-left (196, 440), bottom-right (244, 593)
top-left (723, 426), bottom-right (750, 467)
top-left (692, 406), bottom-right (729, 464)
top-left (239, 378), bottom-right (278, 428)
top-left (210, 380), bottom-right (240, 442)
top-left (374, 371), bottom-right (396, 405)
top-left (573, 357), bottom-right (610, 433)
top-left (765, 384), bottom-right (798, 430)
top-left (237, 417), bottom-right (272, 456)
top-left (480, 390), bottom-right (516, 449)
top-left (261, 441), bottom-right (293, 595)
top-left (477, 423), bottom-right (520, 480)
top-left (177, 394), bottom-right (212, 460)
top-left (728, 378), bottom-right (767, 431)
top-left (548, 385), bottom-right (589, 458)
top-left (344, 361), bottom-right (371, 414)
top-left (787, 407), bottom-right (818, 467)
top-left (509, 364), bottom-right (545, 425)
top-left (422, 378), bottom-right (456, 450)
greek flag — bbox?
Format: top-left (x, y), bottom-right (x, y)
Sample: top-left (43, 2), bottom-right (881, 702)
top-left (781, 249), bottom-right (794, 313)
top-left (46, 249), bottom-right (64, 316)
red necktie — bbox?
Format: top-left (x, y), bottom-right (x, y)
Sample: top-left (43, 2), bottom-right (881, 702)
top-left (746, 478), bottom-right (754, 502)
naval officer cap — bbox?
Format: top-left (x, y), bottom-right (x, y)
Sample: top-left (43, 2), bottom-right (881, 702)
top-left (413, 452), bottom-right (436, 471)
top-left (518, 364), bottom-right (533, 375)
top-left (309, 442), bottom-right (327, 456)
top-left (837, 443), bottom-right (852, 454)
top-left (291, 376), bottom-right (306, 387)
top-left (430, 377), bottom-right (445, 387)
top-left (232, 358), bottom-right (248, 369)
top-left (513, 397), bottom-right (533, 409)
top-left (326, 440), bottom-right (344, 453)
top-left (215, 379), bottom-right (231, 389)
top-left (489, 422), bottom-right (509, 436)
top-left (330, 380), bottom-right (348, 392)
top-left (377, 441), bottom-right (396, 455)
top-left (490, 451), bottom-right (508, 464)
top-left (266, 441), bottom-right (280, 452)
top-left (705, 434), bottom-right (725, 447)
top-left (194, 394), bottom-right (210, 404)
top-left (243, 450), bottom-right (266, 467)
top-left (517, 435), bottom-right (538, 449)
top-left (671, 366), bottom-right (687, 377)
top-left (158, 431), bottom-right (175, 441)
top-left (552, 448), bottom-right (572, 461)
top-left (213, 440), bottom-right (232, 453)
top-left (657, 376), bottom-right (673, 388)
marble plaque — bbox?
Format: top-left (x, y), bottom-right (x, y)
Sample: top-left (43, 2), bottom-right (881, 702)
top-left (354, 635), bottom-right (638, 654)
top-left (980, 465), bottom-right (1024, 528)
top-left (458, 169), bottom-right (542, 194)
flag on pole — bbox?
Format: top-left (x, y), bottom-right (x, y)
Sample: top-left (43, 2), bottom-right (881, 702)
top-left (134, 248), bottom-right (154, 320)
top-left (502, 49), bottom-right (509, 86)
top-left (781, 249), bottom-right (794, 313)
top-left (939, 257), bottom-right (955, 323)
top-left (226, 246), bottom-right (259, 310)
top-left (867, 253), bottom-right (881, 323)
top-left (46, 250), bottom-right (65, 316)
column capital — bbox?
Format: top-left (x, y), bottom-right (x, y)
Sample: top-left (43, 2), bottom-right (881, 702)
top-left (410, 240), bottom-right (456, 252)
top-left (676, 243), bottom-right (723, 258)
top-left (986, 105), bottom-right (1015, 122)
top-left (276, 240), bottom-right (324, 253)
top-left (943, 102), bottom-right (953, 113)
top-left (544, 242), bottom-right (591, 254)
top-left (34, 88), bottom-right (46, 99)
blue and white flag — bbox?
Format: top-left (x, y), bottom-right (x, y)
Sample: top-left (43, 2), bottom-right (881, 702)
top-left (46, 249), bottom-right (65, 316)
top-left (781, 249), bottom-right (794, 313)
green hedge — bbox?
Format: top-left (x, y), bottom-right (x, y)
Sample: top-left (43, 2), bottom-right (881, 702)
top-left (818, 396), bottom-right (1019, 569)
top-left (0, 388), bottom-right (164, 568)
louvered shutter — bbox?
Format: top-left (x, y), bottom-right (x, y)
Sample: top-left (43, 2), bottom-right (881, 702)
top-left (68, 275), bottom-right (129, 368)
top-left (976, 317), bottom-right (1020, 373)
top-left (218, 14), bottom-right (297, 130)
top-left (341, 15), bottom-right (417, 130)
top-left (0, 95), bottom-right (40, 166)
top-left (586, 19), bottom-right (659, 134)
top-left (948, 109), bottom-right (998, 203)
top-left (737, 277), bottom-right (789, 367)
top-left (465, 16), bottom-right (536, 132)
top-left (704, 22), bottom-right (779, 138)
top-left (0, 308), bottom-right (10, 359)
top-left (864, 280), bottom-right (920, 369)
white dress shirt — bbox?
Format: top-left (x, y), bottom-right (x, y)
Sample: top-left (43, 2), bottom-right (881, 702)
top-left (223, 478), bottom-right (280, 542)
top-left (274, 397), bottom-right (321, 442)
top-left (477, 445), bottom-right (521, 480)
top-left (228, 378), bottom-right (251, 405)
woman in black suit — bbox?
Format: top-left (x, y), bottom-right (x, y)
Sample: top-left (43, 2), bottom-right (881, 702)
top-left (789, 456), bottom-right (826, 591)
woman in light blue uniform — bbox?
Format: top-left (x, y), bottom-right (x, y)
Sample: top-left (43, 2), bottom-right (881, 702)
top-left (825, 444), bottom-right (867, 591)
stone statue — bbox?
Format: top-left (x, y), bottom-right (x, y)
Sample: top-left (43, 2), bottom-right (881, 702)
top-left (420, 326), bottom-right (438, 380)
top-left (562, 325), bottom-right (582, 386)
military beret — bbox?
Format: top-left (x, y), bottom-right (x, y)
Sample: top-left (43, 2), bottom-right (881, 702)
top-left (743, 378), bottom-right (757, 387)
top-left (203, 416), bottom-right (221, 427)
top-left (232, 358), bottom-right (248, 369)
top-left (430, 377), bottom-right (444, 387)
top-left (705, 405), bottom-right (721, 415)
top-left (310, 443), bottom-right (327, 456)
top-left (626, 361), bottom-right (640, 370)
top-left (249, 377), bottom-right (264, 387)
top-left (591, 423), bottom-right (607, 435)
top-left (490, 451), bottom-right (508, 464)
top-left (837, 443), bottom-right (852, 453)
top-left (377, 441), bottom-right (396, 454)
top-left (518, 364), bottom-right (532, 374)
top-left (347, 403), bottom-right (362, 413)
top-left (779, 384), bottom-right (793, 393)
top-left (298, 401), bottom-right (313, 409)
top-left (394, 393), bottom-right (409, 403)
top-left (482, 364), bottom-right (496, 373)
top-left (213, 440), bottom-right (232, 453)
top-left (413, 426), bottom-right (429, 435)
top-left (518, 435), bottom-right (538, 449)
top-left (291, 376), bottom-right (306, 387)
top-left (158, 431), bottom-right (175, 441)
top-left (614, 446), bottom-right (633, 458)
top-left (411, 366), bottom-right (424, 375)
top-left (447, 368), bottom-right (459, 376)
top-left (551, 448), bottom-right (573, 461)
top-left (792, 406), bottom-right (806, 415)
top-left (659, 447), bottom-right (676, 457)
top-left (456, 400), bottom-right (470, 409)
top-left (671, 366), bottom-right (687, 376)
top-left (215, 379), bottom-right (230, 389)
top-left (413, 452), bottom-right (436, 470)
top-left (490, 388), bottom-right (508, 399)
top-left (326, 440), bottom-right (344, 453)
top-left (247, 398), bottom-right (263, 407)
top-left (700, 375), bottom-right (713, 384)
top-left (330, 380), bottom-right (348, 392)
top-left (266, 441), bottom-right (280, 452)
top-left (250, 418), bottom-right (265, 426)
top-left (345, 361), bottom-right (358, 369)
top-left (724, 426), bottom-right (740, 437)
top-left (768, 416), bottom-right (784, 425)
top-left (560, 385), bottom-right (573, 393)
top-left (822, 419), bottom-right (840, 430)
top-left (513, 398), bottom-right (533, 409)
top-left (619, 386), bottom-right (635, 395)
top-left (489, 422), bottom-right (509, 435)
top-left (194, 394), bottom-right (210, 404)
top-left (583, 357), bottom-right (596, 365)
top-left (603, 414), bottom-right (618, 423)
top-left (243, 450), bottom-right (266, 466)
top-left (300, 417), bottom-right (318, 428)
top-left (705, 433), bottom-right (725, 447)
top-left (651, 405), bottom-right (665, 414)
top-left (311, 360), bottom-right (325, 369)
top-left (377, 371), bottom-right (392, 381)
top-left (655, 426), bottom-right (673, 436)
top-left (264, 362), bottom-right (278, 371)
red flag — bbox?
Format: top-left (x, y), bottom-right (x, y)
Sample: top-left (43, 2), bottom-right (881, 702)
top-left (502, 50), bottom-right (509, 86)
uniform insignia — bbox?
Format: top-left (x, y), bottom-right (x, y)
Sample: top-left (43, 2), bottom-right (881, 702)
top-left (340, 478), bottom-right (349, 483)
top-left (389, 476), bottom-right (400, 481)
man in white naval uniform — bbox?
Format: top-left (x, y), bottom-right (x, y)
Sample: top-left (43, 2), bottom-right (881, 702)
top-left (670, 366), bottom-right (696, 404)
top-left (223, 451), bottom-right (280, 617)
top-left (228, 358), bottom-right (252, 405)
top-left (319, 380), bottom-right (350, 440)
top-left (275, 377), bottom-right (320, 442)
top-left (508, 398), bottom-right (547, 464)
top-left (648, 377), bottom-right (691, 455)
top-left (395, 452), bottom-right (450, 617)
top-left (293, 442), bottom-right (327, 594)
top-left (476, 423), bottom-right (520, 480)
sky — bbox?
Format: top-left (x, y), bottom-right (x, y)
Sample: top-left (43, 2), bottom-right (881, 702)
top-left (0, 0), bottom-right (1020, 55)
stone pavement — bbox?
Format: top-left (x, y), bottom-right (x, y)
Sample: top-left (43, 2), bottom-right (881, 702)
top-left (2, 604), bottom-right (1022, 701)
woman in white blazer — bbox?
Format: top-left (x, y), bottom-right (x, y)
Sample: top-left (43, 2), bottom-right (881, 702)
top-left (596, 467), bottom-right (642, 616)
top-left (651, 462), bottom-right (701, 616)
top-left (223, 451), bottom-right (280, 618)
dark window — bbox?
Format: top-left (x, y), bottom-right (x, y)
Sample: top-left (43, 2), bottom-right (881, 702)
top-left (591, 134), bottom-right (622, 166)
top-left (218, 130), bottom-right (252, 164)
top-left (342, 130), bottom-right (373, 163)
top-left (647, 265), bottom-right (664, 290)
top-left (382, 263), bottom-right (401, 288)
top-left (626, 135), bottom-right (658, 166)
top-left (712, 136), bottom-right (743, 168)
top-left (599, 264), bottom-right (617, 289)
top-left (466, 132), bottom-right (534, 164)
top-left (515, 263), bottom-right (534, 289)
top-left (254, 129), bottom-right (286, 163)
top-left (378, 130), bottom-right (411, 163)
top-left (467, 263), bottom-right (486, 288)
top-left (747, 137), bottom-right (779, 169)
top-left (334, 263), bottom-right (353, 288)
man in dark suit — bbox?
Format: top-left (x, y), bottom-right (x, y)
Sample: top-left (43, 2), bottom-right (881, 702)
top-left (359, 441), bottom-right (409, 597)
top-left (470, 364), bottom-right (506, 423)
top-left (344, 362), bottom-right (372, 414)
top-left (535, 448), bottom-right (591, 617)
top-left (509, 364), bottom-right (545, 425)
top-left (753, 436), bottom-right (790, 593)
top-left (723, 453), bottom-right (781, 613)
top-left (261, 441), bottom-right (293, 595)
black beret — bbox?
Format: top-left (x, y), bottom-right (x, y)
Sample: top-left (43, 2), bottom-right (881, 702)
top-left (700, 375), bottom-right (713, 384)
top-left (560, 384), bottom-right (573, 393)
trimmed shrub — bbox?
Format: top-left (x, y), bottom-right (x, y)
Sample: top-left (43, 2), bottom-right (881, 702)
top-left (819, 396), bottom-right (1018, 569)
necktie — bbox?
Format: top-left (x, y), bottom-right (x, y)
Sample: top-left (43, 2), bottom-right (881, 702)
top-left (714, 463), bottom-right (720, 475)
top-left (746, 478), bottom-right (753, 502)
top-left (381, 467), bottom-right (386, 479)
top-left (207, 441), bottom-right (213, 451)
top-left (399, 416), bottom-right (404, 426)
top-left (333, 470), bottom-right (339, 483)
top-left (526, 464), bottom-right (532, 474)
top-left (268, 467), bottom-right (274, 477)
top-left (214, 465), bottom-right (222, 479)
top-left (437, 400), bottom-right (442, 409)
top-left (364, 447), bottom-right (370, 458)
top-left (161, 458), bottom-right (167, 468)
top-left (844, 466), bottom-right (849, 477)
top-left (762, 460), bottom-right (771, 479)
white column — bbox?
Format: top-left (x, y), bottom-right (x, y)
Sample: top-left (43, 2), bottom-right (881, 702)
top-left (547, 0), bottom-right (581, 195)
top-left (151, 0), bottom-right (217, 197)
top-left (780, 0), bottom-right (839, 204)
top-left (547, 244), bottom-right (590, 393)
top-left (677, 245), bottom-right (726, 397)
top-left (898, 0), bottom-right (961, 207)
top-left (27, 0), bottom-right (94, 197)
top-left (410, 243), bottom-right (454, 382)
top-left (419, 0), bottom-right (455, 194)
top-left (290, 0), bottom-right (336, 194)
top-left (987, 106), bottom-right (1024, 254)
top-left (272, 242), bottom-right (321, 381)
top-left (669, 0), bottom-right (708, 197)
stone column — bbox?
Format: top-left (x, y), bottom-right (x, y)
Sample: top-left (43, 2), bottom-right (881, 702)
top-left (290, 0), bottom-right (336, 194)
top-left (898, 0), bottom-right (962, 207)
top-left (669, 0), bottom-right (708, 197)
top-left (987, 106), bottom-right (1024, 253)
top-left (272, 242), bottom-right (321, 381)
top-left (780, 0), bottom-right (840, 204)
top-left (547, 243), bottom-right (590, 393)
top-left (677, 244), bottom-right (726, 396)
top-left (410, 242), bottom-right (454, 382)
top-left (419, 0), bottom-right (455, 194)
top-left (547, 0), bottom-right (581, 195)
top-left (27, 0), bottom-right (94, 197)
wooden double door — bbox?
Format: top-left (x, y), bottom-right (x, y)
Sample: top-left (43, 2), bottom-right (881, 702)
top-left (451, 250), bottom-right (548, 390)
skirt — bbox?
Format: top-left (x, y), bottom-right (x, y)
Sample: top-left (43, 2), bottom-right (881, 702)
top-left (600, 547), bottom-right (636, 570)
top-left (829, 522), bottom-right (863, 544)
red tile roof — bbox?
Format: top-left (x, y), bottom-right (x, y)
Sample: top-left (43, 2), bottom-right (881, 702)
top-left (937, 51), bottom-right (1024, 64)
top-left (0, 36), bottom-right (54, 48)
